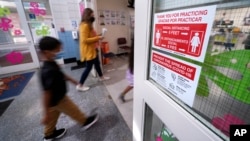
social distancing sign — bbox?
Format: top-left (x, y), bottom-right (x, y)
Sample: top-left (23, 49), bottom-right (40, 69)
top-left (153, 5), bottom-right (216, 62)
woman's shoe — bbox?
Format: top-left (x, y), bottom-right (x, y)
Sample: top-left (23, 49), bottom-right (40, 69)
top-left (99, 76), bottom-right (110, 81)
top-left (76, 85), bottom-right (90, 92)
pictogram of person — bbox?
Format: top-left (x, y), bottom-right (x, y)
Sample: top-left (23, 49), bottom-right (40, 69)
top-left (156, 30), bottom-right (161, 45)
top-left (190, 32), bottom-right (200, 53)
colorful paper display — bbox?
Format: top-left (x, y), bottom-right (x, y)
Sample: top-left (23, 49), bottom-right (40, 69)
top-left (0, 17), bottom-right (13, 31)
top-left (5, 51), bottom-right (24, 64)
top-left (35, 25), bottom-right (50, 36)
top-left (0, 7), bottom-right (10, 17)
top-left (29, 2), bottom-right (46, 16)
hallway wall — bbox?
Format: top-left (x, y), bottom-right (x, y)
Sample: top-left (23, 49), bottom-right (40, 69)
top-left (96, 0), bottom-right (134, 54)
top-left (50, 0), bottom-right (81, 31)
top-left (49, 0), bottom-right (135, 59)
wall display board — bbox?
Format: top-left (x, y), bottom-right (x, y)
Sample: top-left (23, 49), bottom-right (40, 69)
top-left (98, 10), bottom-right (127, 26)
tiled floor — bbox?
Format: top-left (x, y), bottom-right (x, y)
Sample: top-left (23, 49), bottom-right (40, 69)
top-left (0, 56), bottom-right (133, 141)
top-left (102, 55), bottom-right (134, 130)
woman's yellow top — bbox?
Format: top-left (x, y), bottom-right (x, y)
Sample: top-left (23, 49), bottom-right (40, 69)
top-left (79, 23), bottom-right (99, 61)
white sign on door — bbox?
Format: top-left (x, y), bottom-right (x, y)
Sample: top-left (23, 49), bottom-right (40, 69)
top-left (150, 51), bottom-right (201, 107)
top-left (153, 5), bottom-right (216, 62)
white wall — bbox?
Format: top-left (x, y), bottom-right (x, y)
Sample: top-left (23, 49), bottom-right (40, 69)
top-left (50, 0), bottom-right (135, 54)
top-left (96, 0), bottom-right (134, 54)
top-left (50, 0), bottom-right (81, 31)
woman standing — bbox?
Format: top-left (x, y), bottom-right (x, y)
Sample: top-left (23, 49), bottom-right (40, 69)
top-left (77, 8), bottom-right (110, 92)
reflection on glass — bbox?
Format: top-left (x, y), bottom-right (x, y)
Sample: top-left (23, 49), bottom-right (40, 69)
top-left (0, 48), bottom-right (33, 67)
top-left (149, 0), bottom-right (250, 139)
top-left (144, 104), bottom-right (179, 141)
top-left (0, 0), bottom-right (27, 44)
top-left (22, 1), bottom-right (48, 21)
top-left (22, 0), bottom-right (56, 44)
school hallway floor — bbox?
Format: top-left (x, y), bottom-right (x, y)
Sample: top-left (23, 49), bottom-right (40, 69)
top-left (0, 56), bottom-right (133, 141)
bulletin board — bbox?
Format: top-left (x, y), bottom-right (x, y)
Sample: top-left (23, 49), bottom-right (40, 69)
top-left (98, 10), bottom-right (127, 26)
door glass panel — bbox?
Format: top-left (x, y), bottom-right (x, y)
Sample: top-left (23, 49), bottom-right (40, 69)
top-left (22, 0), bottom-right (56, 44)
top-left (22, 1), bottom-right (48, 21)
top-left (0, 0), bottom-right (28, 45)
top-left (144, 104), bottom-right (179, 141)
top-left (148, 0), bottom-right (250, 139)
top-left (0, 47), bottom-right (33, 67)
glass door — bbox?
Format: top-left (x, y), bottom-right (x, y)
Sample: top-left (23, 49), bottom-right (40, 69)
top-left (21, 0), bottom-right (60, 63)
top-left (133, 0), bottom-right (250, 141)
top-left (143, 104), bottom-right (179, 141)
top-left (0, 0), bottom-right (39, 75)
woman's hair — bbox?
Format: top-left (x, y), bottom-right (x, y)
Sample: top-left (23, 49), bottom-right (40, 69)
top-left (128, 39), bottom-right (134, 74)
top-left (81, 8), bottom-right (94, 29)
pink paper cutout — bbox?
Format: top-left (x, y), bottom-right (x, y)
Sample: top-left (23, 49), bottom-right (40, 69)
top-left (14, 29), bottom-right (22, 35)
top-left (212, 114), bottom-right (245, 137)
top-left (30, 2), bottom-right (39, 8)
top-left (30, 8), bottom-right (46, 16)
top-left (0, 17), bottom-right (13, 31)
top-left (79, 3), bottom-right (85, 14)
top-left (29, 2), bottom-right (46, 16)
top-left (155, 136), bottom-right (163, 141)
top-left (5, 51), bottom-right (24, 64)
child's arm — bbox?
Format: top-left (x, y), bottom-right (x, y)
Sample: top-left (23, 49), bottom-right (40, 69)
top-left (41, 90), bottom-right (51, 125)
top-left (64, 74), bottom-right (78, 85)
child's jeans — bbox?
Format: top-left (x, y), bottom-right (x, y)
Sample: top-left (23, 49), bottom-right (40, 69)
top-left (44, 96), bottom-right (87, 136)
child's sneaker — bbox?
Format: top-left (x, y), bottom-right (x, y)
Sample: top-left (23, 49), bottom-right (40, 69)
top-left (82, 114), bottom-right (99, 130)
top-left (99, 76), bottom-right (110, 81)
top-left (76, 85), bottom-right (90, 92)
top-left (43, 128), bottom-right (67, 141)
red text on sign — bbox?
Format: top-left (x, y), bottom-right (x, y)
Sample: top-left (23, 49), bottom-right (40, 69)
top-left (154, 24), bottom-right (207, 57)
top-left (152, 53), bottom-right (196, 80)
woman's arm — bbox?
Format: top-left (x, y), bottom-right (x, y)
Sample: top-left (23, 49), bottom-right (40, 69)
top-left (80, 24), bottom-right (102, 44)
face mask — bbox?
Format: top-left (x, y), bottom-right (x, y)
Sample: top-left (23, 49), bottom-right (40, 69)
top-left (53, 51), bottom-right (63, 59)
top-left (90, 17), bottom-right (95, 22)
top-left (49, 50), bottom-right (62, 60)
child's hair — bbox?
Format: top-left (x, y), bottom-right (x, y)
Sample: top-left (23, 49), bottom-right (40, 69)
top-left (38, 36), bottom-right (62, 51)
top-left (128, 39), bottom-right (134, 74)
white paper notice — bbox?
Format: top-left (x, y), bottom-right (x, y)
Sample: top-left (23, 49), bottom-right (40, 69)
top-left (152, 5), bottom-right (216, 63)
top-left (150, 51), bottom-right (201, 107)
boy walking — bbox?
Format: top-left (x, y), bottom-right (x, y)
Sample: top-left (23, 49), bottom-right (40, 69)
top-left (38, 36), bottom-right (99, 141)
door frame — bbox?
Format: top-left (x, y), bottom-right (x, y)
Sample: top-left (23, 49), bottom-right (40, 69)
top-left (132, 0), bottom-right (223, 141)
